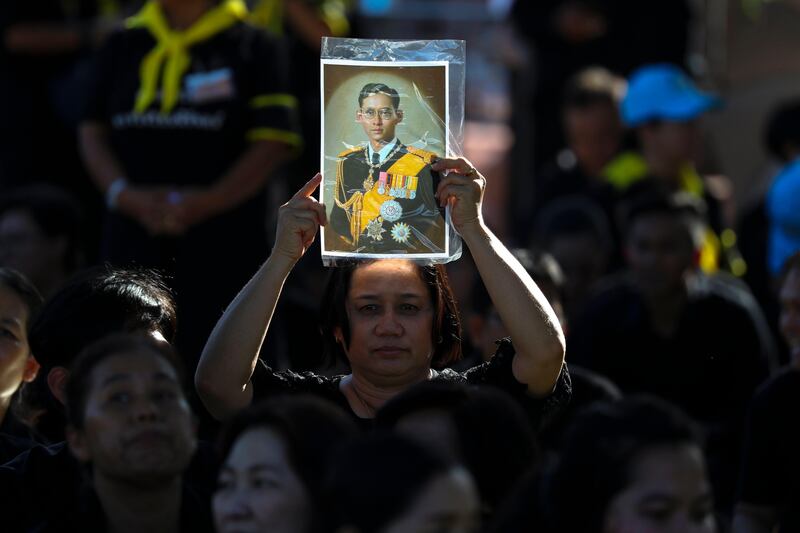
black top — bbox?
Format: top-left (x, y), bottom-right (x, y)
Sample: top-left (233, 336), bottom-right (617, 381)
top-left (0, 440), bottom-right (218, 532)
top-left (251, 338), bottom-right (572, 431)
top-left (738, 369), bottom-right (800, 531)
top-left (567, 275), bottom-right (772, 426)
top-left (83, 21), bottom-right (298, 188)
top-left (31, 481), bottom-right (214, 533)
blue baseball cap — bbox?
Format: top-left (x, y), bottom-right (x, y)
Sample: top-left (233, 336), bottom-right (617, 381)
top-left (621, 64), bottom-right (721, 126)
top-left (768, 158), bottom-right (800, 275)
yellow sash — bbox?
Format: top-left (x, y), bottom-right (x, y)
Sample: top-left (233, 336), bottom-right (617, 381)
top-left (357, 151), bottom-right (428, 237)
top-left (126, 0), bottom-right (248, 114)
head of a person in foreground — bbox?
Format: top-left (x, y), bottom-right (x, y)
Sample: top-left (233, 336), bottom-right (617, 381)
top-left (546, 396), bottom-right (714, 533)
top-left (64, 334), bottom-right (197, 489)
top-left (321, 432), bottom-right (480, 533)
top-left (213, 395), bottom-right (359, 533)
top-left (319, 259), bottom-right (462, 384)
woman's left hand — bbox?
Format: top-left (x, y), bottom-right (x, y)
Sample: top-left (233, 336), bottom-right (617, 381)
top-left (431, 157), bottom-right (486, 235)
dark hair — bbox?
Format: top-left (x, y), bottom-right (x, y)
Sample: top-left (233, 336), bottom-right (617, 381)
top-left (376, 381), bottom-right (538, 511)
top-left (217, 395), bottom-right (358, 511)
top-left (15, 266), bottom-right (176, 440)
top-left (620, 182), bottom-right (707, 250)
top-left (470, 249), bottom-right (563, 317)
top-left (65, 333), bottom-right (186, 430)
top-left (764, 99), bottom-right (800, 161)
top-left (0, 267), bottom-right (43, 334)
top-left (546, 396), bottom-right (704, 532)
top-left (30, 265), bottom-right (176, 370)
top-left (358, 83), bottom-right (400, 110)
top-left (322, 433), bottom-right (456, 533)
top-left (319, 260), bottom-right (462, 368)
top-left (533, 196), bottom-right (613, 253)
top-left (0, 185), bottom-right (84, 272)
top-left (562, 67), bottom-right (625, 111)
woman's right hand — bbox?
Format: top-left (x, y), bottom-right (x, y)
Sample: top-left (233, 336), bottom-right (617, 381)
top-left (272, 173), bottom-right (326, 263)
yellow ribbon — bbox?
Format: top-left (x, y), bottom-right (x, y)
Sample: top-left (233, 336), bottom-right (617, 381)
top-left (126, 0), bottom-right (248, 114)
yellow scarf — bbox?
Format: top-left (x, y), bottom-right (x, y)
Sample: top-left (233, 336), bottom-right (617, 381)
top-left (126, 0), bottom-right (248, 114)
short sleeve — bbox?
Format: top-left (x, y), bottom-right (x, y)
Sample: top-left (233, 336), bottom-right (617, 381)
top-left (243, 31), bottom-right (301, 148)
top-left (459, 338), bottom-right (572, 430)
top-left (81, 30), bottom-right (124, 124)
top-left (250, 359), bottom-right (339, 401)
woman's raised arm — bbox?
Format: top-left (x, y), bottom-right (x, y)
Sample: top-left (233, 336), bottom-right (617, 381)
top-left (195, 174), bottom-right (326, 420)
top-left (432, 158), bottom-right (566, 396)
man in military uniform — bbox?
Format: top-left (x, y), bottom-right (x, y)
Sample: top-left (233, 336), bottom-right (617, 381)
top-left (327, 82), bottom-right (446, 254)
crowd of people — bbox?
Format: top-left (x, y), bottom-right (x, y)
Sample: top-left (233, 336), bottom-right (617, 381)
top-left (1, 1), bottom-right (800, 532)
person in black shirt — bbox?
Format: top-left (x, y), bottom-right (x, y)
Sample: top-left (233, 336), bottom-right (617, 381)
top-left (568, 190), bottom-right (775, 511)
top-left (79, 0), bottom-right (301, 363)
top-left (196, 160), bottom-right (569, 428)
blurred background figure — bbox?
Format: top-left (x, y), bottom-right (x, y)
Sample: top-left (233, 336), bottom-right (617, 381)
top-left (0, 186), bottom-right (85, 298)
top-left (79, 0), bottom-right (301, 365)
top-left (734, 252), bottom-right (800, 533)
top-left (567, 188), bottom-right (775, 513)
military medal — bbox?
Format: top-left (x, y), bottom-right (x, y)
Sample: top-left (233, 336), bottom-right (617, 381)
top-left (365, 218), bottom-right (385, 241)
top-left (379, 199), bottom-right (403, 222)
top-left (390, 222), bottom-right (411, 244)
top-left (378, 172), bottom-right (389, 195)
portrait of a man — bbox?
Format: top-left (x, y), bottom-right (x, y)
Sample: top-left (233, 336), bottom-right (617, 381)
top-left (320, 63), bottom-right (450, 259)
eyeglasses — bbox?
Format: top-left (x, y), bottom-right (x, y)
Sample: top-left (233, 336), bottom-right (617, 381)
top-left (360, 108), bottom-right (396, 120)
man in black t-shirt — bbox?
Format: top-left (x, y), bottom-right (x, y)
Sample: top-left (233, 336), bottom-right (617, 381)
top-left (79, 0), bottom-right (301, 363)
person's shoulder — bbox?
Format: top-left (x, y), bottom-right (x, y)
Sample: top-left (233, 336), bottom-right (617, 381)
top-left (338, 145), bottom-right (366, 159)
top-left (403, 145), bottom-right (438, 165)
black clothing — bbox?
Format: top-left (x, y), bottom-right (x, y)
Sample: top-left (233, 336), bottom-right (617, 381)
top-left (32, 481), bottom-right (214, 533)
top-left (0, 440), bottom-right (217, 532)
top-left (251, 338), bottom-right (572, 431)
top-left (568, 273), bottom-right (774, 509)
top-left (738, 369), bottom-right (800, 531)
top-left (83, 21), bottom-right (298, 364)
top-left (327, 142), bottom-right (446, 255)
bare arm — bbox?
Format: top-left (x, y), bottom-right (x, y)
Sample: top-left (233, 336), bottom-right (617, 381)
top-left (732, 504), bottom-right (778, 533)
top-left (433, 158), bottom-right (566, 396)
top-left (195, 174), bottom-right (326, 420)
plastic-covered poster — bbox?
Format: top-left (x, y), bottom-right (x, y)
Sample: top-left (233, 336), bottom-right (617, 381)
top-left (319, 38), bottom-right (466, 265)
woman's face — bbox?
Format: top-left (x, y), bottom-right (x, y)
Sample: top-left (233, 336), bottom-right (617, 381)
top-left (604, 444), bottom-right (715, 533)
top-left (338, 260), bottom-right (435, 385)
top-left (214, 427), bottom-right (312, 533)
top-left (0, 283), bottom-right (37, 402)
top-left (381, 466), bottom-right (480, 533)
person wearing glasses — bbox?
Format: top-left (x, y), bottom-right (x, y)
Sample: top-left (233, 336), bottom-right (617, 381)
top-left (327, 83), bottom-right (446, 254)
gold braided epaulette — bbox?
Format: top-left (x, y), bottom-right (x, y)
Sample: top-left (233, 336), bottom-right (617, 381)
top-left (404, 146), bottom-right (438, 164)
top-left (337, 145), bottom-right (365, 158)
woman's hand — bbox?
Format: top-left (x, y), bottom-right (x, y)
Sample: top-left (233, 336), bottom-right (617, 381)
top-left (431, 157), bottom-right (486, 236)
top-left (272, 173), bottom-right (326, 263)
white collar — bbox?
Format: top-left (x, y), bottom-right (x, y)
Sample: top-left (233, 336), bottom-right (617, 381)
top-left (367, 138), bottom-right (399, 165)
